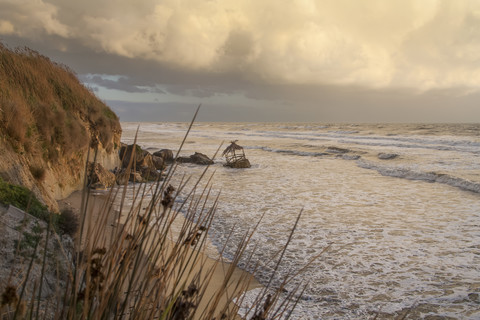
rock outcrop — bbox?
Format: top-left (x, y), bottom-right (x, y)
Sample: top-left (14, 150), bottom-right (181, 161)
top-left (118, 144), bottom-right (168, 182)
top-left (153, 149), bottom-right (175, 164)
top-left (225, 158), bottom-right (251, 168)
top-left (152, 155), bottom-right (165, 170)
top-left (0, 205), bottom-right (74, 318)
top-left (177, 152), bottom-right (214, 165)
top-left (87, 162), bottom-right (116, 189)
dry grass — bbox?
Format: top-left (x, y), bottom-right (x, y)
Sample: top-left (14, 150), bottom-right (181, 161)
top-left (0, 108), bottom-right (313, 319)
top-left (0, 42), bottom-right (121, 161)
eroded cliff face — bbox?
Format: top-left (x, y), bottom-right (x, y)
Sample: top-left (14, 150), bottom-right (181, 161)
top-left (0, 44), bottom-right (121, 211)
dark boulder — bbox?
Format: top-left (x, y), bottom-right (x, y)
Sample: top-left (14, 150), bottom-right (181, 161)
top-left (152, 155), bottom-right (166, 170)
top-left (115, 169), bottom-right (129, 185)
top-left (116, 169), bottom-right (146, 184)
top-left (225, 158), bottom-right (251, 168)
top-left (191, 152), bottom-right (214, 165)
top-left (119, 144), bottom-right (146, 169)
top-left (153, 149), bottom-right (174, 163)
top-left (118, 144), bottom-right (164, 182)
top-left (176, 156), bottom-right (193, 164)
top-left (139, 166), bottom-right (163, 181)
top-left (139, 153), bottom-right (155, 169)
top-left (177, 152), bottom-right (214, 165)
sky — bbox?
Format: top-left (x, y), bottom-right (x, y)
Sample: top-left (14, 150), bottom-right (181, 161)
top-left (1, 0), bottom-right (480, 122)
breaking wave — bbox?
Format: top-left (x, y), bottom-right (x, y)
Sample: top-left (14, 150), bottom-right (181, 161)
top-left (357, 160), bottom-right (480, 194)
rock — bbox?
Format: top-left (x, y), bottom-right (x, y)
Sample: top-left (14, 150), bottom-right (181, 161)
top-left (378, 153), bottom-right (398, 160)
top-left (139, 166), bottom-right (162, 181)
top-left (0, 205), bottom-right (73, 316)
top-left (115, 169), bottom-right (129, 185)
top-left (87, 162), bottom-right (116, 188)
top-left (139, 153), bottom-right (155, 169)
top-left (129, 171), bottom-right (144, 183)
top-left (152, 155), bottom-right (166, 170)
top-left (153, 149), bottom-right (174, 163)
top-left (119, 144), bottom-right (146, 169)
top-left (176, 152), bottom-right (214, 165)
top-left (190, 152), bottom-right (214, 165)
top-left (115, 169), bottom-right (143, 184)
top-left (225, 158), bottom-right (251, 168)
top-left (118, 145), bottom-right (165, 183)
top-left (176, 156), bottom-right (193, 163)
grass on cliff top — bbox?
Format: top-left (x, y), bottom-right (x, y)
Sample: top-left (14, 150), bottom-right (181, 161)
top-left (0, 42), bottom-right (121, 161)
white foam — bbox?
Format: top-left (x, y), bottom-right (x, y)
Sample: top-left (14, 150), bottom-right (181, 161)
top-left (357, 160), bottom-right (480, 194)
top-left (120, 122), bottom-right (480, 319)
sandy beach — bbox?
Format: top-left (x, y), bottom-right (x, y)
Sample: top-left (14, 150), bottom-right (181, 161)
top-left (58, 188), bottom-right (261, 319)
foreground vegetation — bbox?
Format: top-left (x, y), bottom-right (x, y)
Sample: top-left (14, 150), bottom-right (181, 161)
top-left (0, 116), bottom-right (309, 319)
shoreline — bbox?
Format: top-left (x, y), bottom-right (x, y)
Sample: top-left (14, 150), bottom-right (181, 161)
top-left (58, 188), bottom-right (262, 319)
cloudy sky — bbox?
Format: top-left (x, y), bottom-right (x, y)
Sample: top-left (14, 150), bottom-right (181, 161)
top-left (1, 0), bottom-right (480, 122)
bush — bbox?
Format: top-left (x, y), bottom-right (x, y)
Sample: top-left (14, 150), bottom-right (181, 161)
top-left (0, 177), bottom-right (50, 222)
top-left (58, 208), bottom-right (79, 236)
top-left (29, 165), bottom-right (46, 181)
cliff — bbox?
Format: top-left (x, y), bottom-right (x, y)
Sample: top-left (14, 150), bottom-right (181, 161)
top-left (0, 43), bottom-right (121, 211)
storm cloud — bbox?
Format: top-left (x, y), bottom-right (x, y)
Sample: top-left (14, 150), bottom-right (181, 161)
top-left (1, 0), bottom-right (479, 121)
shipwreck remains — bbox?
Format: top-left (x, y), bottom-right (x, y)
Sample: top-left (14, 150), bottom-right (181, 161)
top-left (222, 140), bottom-right (251, 168)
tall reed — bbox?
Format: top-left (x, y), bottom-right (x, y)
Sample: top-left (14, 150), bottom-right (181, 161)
top-left (1, 108), bottom-right (311, 319)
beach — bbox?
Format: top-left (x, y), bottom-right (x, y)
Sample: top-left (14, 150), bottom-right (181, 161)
top-left (59, 188), bottom-right (261, 319)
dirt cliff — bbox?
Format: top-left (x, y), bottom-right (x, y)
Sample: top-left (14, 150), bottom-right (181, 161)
top-left (0, 43), bottom-right (121, 211)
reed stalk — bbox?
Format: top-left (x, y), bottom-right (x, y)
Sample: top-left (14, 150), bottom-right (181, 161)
top-left (1, 107), bottom-right (317, 320)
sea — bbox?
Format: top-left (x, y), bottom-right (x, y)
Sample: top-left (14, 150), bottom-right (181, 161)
top-left (120, 122), bottom-right (480, 319)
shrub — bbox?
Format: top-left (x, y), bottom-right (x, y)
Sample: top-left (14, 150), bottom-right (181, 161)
top-left (0, 177), bottom-right (50, 222)
top-left (29, 165), bottom-right (46, 181)
top-left (58, 208), bottom-right (79, 236)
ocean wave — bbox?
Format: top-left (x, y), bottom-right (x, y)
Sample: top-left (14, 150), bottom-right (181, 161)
top-left (357, 160), bottom-right (480, 194)
top-left (248, 145), bottom-right (366, 162)
top-left (247, 145), bottom-right (329, 157)
top-left (224, 128), bottom-right (480, 154)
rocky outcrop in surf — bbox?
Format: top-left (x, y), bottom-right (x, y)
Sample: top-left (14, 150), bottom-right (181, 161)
top-left (153, 149), bottom-right (175, 164)
top-left (177, 152), bottom-right (214, 165)
top-left (118, 144), bottom-right (168, 182)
